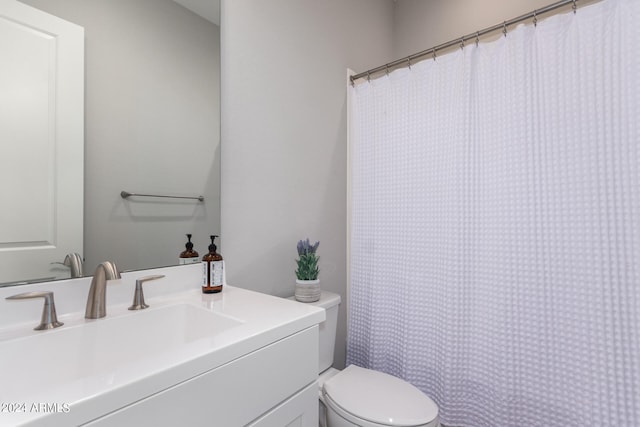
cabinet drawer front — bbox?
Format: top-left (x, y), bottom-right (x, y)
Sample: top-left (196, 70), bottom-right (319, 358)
top-left (247, 382), bottom-right (318, 427)
top-left (85, 326), bottom-right (319, 426)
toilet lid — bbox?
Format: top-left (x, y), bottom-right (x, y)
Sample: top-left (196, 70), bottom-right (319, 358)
top-left (323, 365), bottom-right (438, 426)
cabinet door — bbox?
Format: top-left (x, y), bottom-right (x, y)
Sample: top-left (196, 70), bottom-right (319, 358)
top-left (84, 326), bottom-right (319, 427)
top-left (0, 1), bottom-right (83, 284)
top-left (247, 382), bottom-right (318, 427)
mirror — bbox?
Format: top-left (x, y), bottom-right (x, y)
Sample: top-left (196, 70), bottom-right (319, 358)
top-left (1, 0), bottom-right (220, 286)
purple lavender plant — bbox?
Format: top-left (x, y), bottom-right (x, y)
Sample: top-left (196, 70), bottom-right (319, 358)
top-left (295, 238), bottom-right (320, 280)
top-left (297, 238), bottom-right (320, 256)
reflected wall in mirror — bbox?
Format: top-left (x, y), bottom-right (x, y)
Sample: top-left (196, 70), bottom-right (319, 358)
top-left (2, 0), bottom-right (221, 286)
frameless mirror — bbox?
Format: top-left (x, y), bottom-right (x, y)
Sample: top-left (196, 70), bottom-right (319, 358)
top-left (1, 0), bottom-right (220, 286)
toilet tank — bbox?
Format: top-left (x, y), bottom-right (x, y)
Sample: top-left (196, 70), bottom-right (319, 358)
top-left (288, 291), bottom-right (341, 374)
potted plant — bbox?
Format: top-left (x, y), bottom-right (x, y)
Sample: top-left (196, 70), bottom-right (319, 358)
top-left (295, 238), bottom-right (320, 302)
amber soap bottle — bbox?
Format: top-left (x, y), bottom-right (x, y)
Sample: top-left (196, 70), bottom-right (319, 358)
top-left (179, 234), bottom-right (200, 264)
top-left (202, 235), bottom-right (223, 294)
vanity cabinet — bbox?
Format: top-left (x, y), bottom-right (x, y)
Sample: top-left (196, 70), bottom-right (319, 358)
top-left (85, 325), bottom-right (319, 426)
top-left (0, 271), bottom-right (325, 427)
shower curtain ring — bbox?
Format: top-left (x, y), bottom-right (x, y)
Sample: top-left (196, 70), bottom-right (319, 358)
top-left (460, 37), bottom-right (465, 50)
top-left (475, 31), bottom-right (480, 47)
top-left (503, 21), bottom-right (507, 37)
top-left (386, 65), bottom-right (390, 77)
top-left (432, 49), bottom-right (437, 61)
top-left (367, 71), bottom-right (371, 83)
top-left (407, 57), bottom-right (412, 70)
top-left (572, 0), bottom-right (577, 14)
top-left (533, 10), bottom-right (538, 27)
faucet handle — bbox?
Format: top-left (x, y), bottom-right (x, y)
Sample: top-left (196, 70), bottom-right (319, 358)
top-left (5, 291), bottom-right (64, 330)
top-left (128, 275), bottom-right (165, 310)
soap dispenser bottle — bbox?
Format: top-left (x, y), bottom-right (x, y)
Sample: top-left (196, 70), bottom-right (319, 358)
top-left (179, 234), bottom-right (199, 264)
top-left (202, 235), bottom-right (223, 294)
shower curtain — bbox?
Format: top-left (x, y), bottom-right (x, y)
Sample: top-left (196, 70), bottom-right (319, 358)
top-left (347, 0), bottom-right (639, 425)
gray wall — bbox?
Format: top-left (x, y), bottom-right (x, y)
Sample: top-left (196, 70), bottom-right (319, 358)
top-left (20, 0), bottom-right (221, 272)
top-left (220, 0), bottom-right (395, 369)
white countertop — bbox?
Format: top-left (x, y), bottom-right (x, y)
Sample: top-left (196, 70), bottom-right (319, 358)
top-left (0, 265), bottom-right (325, 426)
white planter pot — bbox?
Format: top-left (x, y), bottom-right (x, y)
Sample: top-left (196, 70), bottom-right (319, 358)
top-left (295, 279), bottom-right (320, 303)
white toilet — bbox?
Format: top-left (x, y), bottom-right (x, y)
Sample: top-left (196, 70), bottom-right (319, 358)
top-left (291, 291), bottom-right (440, 427)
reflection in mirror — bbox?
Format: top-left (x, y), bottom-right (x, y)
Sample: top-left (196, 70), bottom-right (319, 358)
top-left (1, 0), bottom-right (221, 286)
top-left (0, 0), bottom-right (84, 286)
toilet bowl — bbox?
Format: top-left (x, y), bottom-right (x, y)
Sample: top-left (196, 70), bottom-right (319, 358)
top-left (323, 365), bottom-right (439, 427)
top-left (288, 291), bottom-right (440, 427)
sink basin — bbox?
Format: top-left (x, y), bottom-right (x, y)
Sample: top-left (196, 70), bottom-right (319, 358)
top-left (0, 303), bottom-right (244, 401)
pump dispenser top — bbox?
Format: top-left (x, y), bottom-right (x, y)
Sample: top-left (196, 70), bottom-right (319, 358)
top-left (202, 235), bottom-right (223, 293)
top-left (209, 236), bottom-right (220, 256)
top-left (179, 234), bottom-right (199, 264)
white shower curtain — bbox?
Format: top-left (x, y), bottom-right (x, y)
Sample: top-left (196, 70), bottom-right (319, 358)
top-left (347, 0), bottom-right (639, 425)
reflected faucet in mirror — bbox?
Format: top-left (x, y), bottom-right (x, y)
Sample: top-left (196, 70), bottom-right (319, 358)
top-left (51, 253), bottom-right (84, 279)
top-left (85, 261), bottom-right (121, 319)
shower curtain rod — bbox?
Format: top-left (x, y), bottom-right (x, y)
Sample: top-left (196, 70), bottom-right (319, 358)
top-left (350, 0), bottom-right (579, 85)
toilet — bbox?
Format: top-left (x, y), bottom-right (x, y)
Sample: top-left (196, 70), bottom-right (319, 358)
top-left (289, 291), bottom-right (440, 427)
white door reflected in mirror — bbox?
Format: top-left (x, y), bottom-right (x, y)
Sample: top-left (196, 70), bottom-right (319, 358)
top-left (0, 2), bottom-right (84, 285)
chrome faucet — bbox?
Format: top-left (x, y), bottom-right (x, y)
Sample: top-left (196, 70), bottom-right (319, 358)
top-left (85, 261), bottom-right (121, 319)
